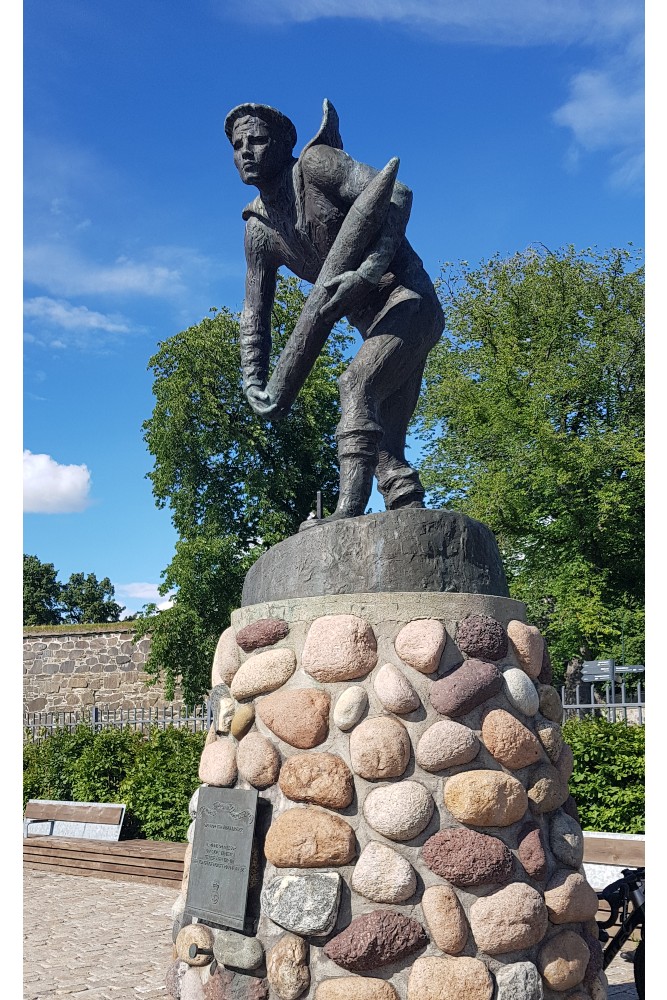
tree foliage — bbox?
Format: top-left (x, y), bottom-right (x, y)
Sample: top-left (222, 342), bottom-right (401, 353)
top-left (60, 572), bottom-right (123, 624)
top-left (23, 554), bottom-right (62, 625)
top-left (23, 556), bottom-right (123, 626)
top-left (416, 246), bottom-right (644, 681)
top-left (135, 276), bottom-right (350, 704)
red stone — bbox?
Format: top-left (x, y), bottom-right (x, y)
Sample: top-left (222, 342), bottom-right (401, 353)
top-left (323, 910), bottom-right (427, 971)
top-left (235, 618), bottom-right (289, 652)
top-left (517, 822), bottom-right (548, 881)
top-left (422, 828), bottom-right (513, 887)
top-left (430, 659), bottom-right (503, 717)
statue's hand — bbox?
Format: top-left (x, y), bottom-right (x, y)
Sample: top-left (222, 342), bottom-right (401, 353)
top-left (245, 385), bottom-right (281, 419)
top-left (320, 270), bottom-right (373, 324)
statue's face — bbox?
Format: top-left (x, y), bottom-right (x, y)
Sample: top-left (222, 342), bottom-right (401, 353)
top-left (231, 116), bottom-right (290, 187)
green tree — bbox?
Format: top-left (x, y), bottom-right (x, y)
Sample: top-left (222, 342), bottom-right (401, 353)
top-left (417, 246), bottom-right (644, 681)
top-left (60, 572), bottom-right (124, 624)
top-left (135, 276), bottom-right (351, 704)
top-left (23, 554), bottom-right (63, 625)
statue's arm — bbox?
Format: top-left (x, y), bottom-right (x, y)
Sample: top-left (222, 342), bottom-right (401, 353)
top-left (240, 218), bottom-right (277, 394)
top-left (340, 155), bottom-right (413, 285)
top-left (302, 146), bottom-right (412, 321)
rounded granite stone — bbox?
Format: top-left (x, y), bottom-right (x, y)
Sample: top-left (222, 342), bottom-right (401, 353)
top-left (544, 870), bottom-right (600, 924)
top-left (212, 626), bottom-right (240, 688)
top-left (231, 703), bottom-right (255, 740)
top-left (582, 924), bottom-right (605, 986)
top-left (213, 930), bottom-right (264, 971)
top-left (333, 685), bottom-right (368, 731)
top-left (323, 910), bottom-right (427, 971)
top-left (469, 882), bottom-right (549, 955)
top-left (264, 807), bottom-right (356, 867)
top-left (363, 781), bottom-right (434, 841)
top-left (494, 962), bottom-right (544, 1000)
top-left (550, 811), bottom-right (584, 868)
top-left (302, 614), bottom-right (377, 682)
top-left (422, 828), bottom-right (513, 887)
top-left (534, 717), bottom-right (564, 762)
top-left (507, 620), bottom-right (544, 679)
top-left (455, 614), bottom-right (508, 661)
top-left (176, 924), bottom-right (215, 966)
top-left (481, 709), bottom-right (545, 769)
top-left (537, 683), bottom-right (564, 723)
top-left (351, 841), bottom-right (417, 903)
top-left (349, 716), bottom-right (411, 780)
top-left (266, 932), bottom-right (309, 1000)
top-left (237, 731), bottom-right (281, 789)
top-left (415, 719), bottom-right (480, 772)
top-left (261, 872), bottom-right (342, 936)
top-left (165, 960), bottom-right (189, 1000)
top-left (210, 683), bottom-right (235, 735)
top-left (315, 979), bottom-right (399, 1000)
top-left (556, 741), bottom-right (575, 784)
top-left (502, 667), bottom-right (540, 717)
top-left (517, 822), bottom-right (548, 881)
top-left (230, 648), bottom-right (297, 701)
top-left (256, 688), bottom-right (330, 749)
top-left (198, 738), bottom-right (237, 787)
top-left (394, 618), bottom-right (448, 674)
top-left (182, 967), bottom-right (207, 1000)
top-left (235, 617), bottom-right (289, 653)
top-left (444, 770), bottom-right (528, 826)
top-left (538, 930), bottom-right (590, 991)
top-left (430, 659), bottom-right (503, 717)
top-left (279, 752), bottom-right (354, 809)
top-left (373, 662), bottom-right (421, 713)
top-left (421, 884), bottom-right (468, 954)
top-left (204, 968), bottom-right (269, 1000)
top-left (407, 956), bottom-right (493, 1000)
top-left (527, 763), bottom-right (569, 813)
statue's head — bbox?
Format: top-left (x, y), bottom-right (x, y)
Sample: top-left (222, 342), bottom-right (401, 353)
top-left (224, 103), bottom-right (297, 187)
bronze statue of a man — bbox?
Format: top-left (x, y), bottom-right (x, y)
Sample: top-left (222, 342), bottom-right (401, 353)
top-left (225, 99), bottom-right (444, 524)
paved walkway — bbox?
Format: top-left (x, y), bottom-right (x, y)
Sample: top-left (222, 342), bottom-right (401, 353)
top-left (23, 870), bottom-right (640, 999)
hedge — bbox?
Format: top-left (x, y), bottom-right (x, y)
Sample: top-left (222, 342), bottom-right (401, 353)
top-left (23, 724), bottom-right (205, 842)
top-left (23, 716), bottom-right (645, 841)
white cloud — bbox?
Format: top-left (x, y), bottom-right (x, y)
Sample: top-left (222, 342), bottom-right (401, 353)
top-left (115, 583), bottom-right (166, 602)
top-left (23, 242), bottom-right (188, 298)
top-left (24, 297), bottom-right (132, 334)
top-left (221, 0), bottom-right (642, 47)
top-left (23, 450), bottom-right (92, 513)
top-left (553, 61), bottom-right (644, 191)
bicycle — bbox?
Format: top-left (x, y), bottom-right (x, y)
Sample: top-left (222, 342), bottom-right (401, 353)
top-left (596, 866), bottom-right (645, 999)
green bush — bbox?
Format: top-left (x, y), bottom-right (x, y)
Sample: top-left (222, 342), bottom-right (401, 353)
top-left (563, 717), bottom-right (644, 834)
top-left (119, 726), bottom-right (206, 842)
top-left (23, 724), bottom-right (205, 842)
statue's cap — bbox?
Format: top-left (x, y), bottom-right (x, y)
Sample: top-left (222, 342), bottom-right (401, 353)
top-left (224, 104), bottom-right (297, 149)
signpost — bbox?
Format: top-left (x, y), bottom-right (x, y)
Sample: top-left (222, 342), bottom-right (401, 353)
top-left (184, 786), bottom-right (258, 932)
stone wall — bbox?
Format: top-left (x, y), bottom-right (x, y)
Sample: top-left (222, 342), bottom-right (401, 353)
top-left (168, 592), bottom-right (606, 1000)
top-left (23, 625), bottom-right (183, 713)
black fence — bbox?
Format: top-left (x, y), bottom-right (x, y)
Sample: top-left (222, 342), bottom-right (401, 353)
top-left (24, 703), bottom-right (212, 741)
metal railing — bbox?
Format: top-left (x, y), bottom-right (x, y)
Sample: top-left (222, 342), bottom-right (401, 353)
top-left (561, 679), bottom-right (644, 724)
top-left (24, 703), bottom-right (212, 741)
top-left (23, 677), bottom-right (645, 741)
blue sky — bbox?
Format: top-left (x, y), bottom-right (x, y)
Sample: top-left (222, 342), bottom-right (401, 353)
top-left (20, 0), bottom-right (646, 617)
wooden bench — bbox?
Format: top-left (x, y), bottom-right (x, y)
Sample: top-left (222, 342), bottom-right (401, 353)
top-left (23, 799), bottom-right (186, 888)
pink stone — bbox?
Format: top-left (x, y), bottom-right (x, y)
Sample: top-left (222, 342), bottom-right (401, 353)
top-left (469, 883), bottom-right (549, 955)
top-left (349, 716), bottom-right (411, 780)
top-left (394, 618), bottom-right (447, 674)
top-left (198, 739), bottom-right (237, 786)
top-left (507, 620), bottom-right (544, 679)
top-left (302, 615), bottom-right (377, 682)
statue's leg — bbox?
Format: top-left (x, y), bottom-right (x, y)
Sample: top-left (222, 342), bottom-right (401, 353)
top-left (376, 363), bottom-right (427, 509)
top-left (344, 287), bottom-right (441, 511)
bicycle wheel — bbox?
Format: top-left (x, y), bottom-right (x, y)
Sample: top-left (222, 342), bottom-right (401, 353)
top-left (634, 937), bottom-right (645, 1000)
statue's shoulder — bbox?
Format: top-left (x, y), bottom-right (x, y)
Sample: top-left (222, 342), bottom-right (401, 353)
top-left (241, 195), bottom-right (268, 224)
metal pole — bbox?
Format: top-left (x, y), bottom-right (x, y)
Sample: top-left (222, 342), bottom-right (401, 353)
top-left (610, 659), bottom-right (617, 723)
top-left (316, 490), bottom-right (323, 520)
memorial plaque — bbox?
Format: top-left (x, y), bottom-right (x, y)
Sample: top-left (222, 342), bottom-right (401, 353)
top-left (185, 786), bottom-right (258, 931)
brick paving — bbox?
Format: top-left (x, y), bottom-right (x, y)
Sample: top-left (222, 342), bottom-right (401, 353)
top-left (23, 869), bottom-right (640, 999)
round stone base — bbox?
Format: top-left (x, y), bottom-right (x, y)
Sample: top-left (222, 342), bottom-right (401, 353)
top-left (241, 509), bottom-right (509, 606)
